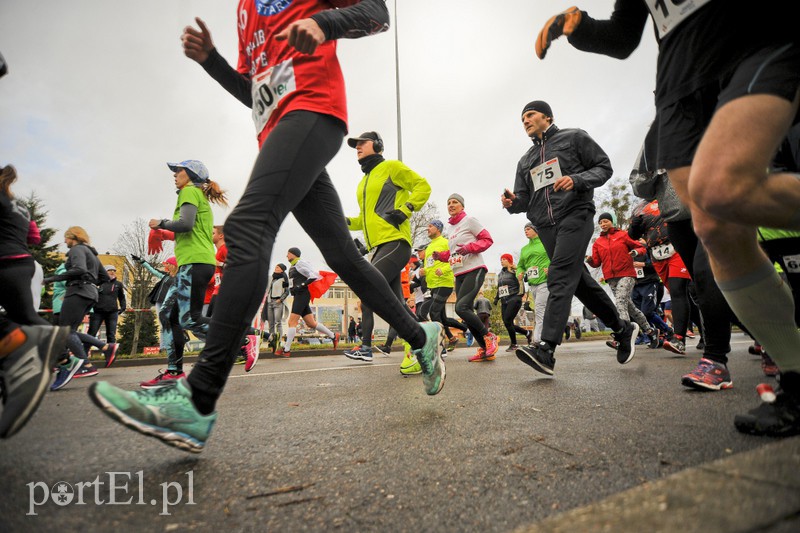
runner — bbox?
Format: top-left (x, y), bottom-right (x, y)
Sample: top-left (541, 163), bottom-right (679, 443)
top-left (585, 212), bottom-right (658, 348)
top-left (139, 159), bottom-right (226, 388)
top-left (263, 263), bottom-right (290, 352)
top-left (502, 100), bottom-right (638, 376)
top-left (0, 163), bottom-right (69, 438)
top-left (434, 194), bottom-right (497, 362)
top-left (90, 2), bottom-right (446, 453)
top-left (277, 247), bottom-right (339, 357)
top-left (421, 220), bottom-right (461, 350)
top-left (517, 222), bottom-right (549, 345)
top-left (535, 1), bottom-right (800, 435)
top-left (341, 130), bottom-right (430, 362)
top-left (495, 254), bottom-right (529, 352)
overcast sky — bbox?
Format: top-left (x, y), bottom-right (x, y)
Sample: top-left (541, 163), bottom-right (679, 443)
top-left (1, 1), bottom-right (658, 274)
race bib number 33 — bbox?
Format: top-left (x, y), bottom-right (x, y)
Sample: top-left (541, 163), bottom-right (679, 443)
top-left (251, 59), bottom-right (296, 134)
top-left (530, 158), bottom-right (563, 192)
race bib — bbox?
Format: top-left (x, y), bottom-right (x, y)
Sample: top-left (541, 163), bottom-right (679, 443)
top-left (783, 254), bottom-right (800, 273)
top-left (646, 0), bottom-right (712, 38)
top-left (498, 286), bottom-right (510, 298)
top-left (426, 255), bottom-right (435, 267)
top-left (449, 254), bottom-right (463, 267)
top-left (424, 289), bottom-right (432, 298)
top-left (251, 59), bottom-right (296, 134)
top-left (526, 266), bottom-right (540, 279)
top-left (651, 243), bottom-right (675, 261)
top-left (530, 157), bottom-right (563, 192)
top-left (635, 267), bottom-right (645, 279)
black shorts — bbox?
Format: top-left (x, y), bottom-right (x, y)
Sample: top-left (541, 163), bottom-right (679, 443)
top-left (648, 43), bottom-right (800, 170)
top-left (290, 289), bottom-right (312, 317)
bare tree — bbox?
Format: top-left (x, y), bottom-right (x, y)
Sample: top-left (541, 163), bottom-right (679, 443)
top-left (112, 218), bottom-right (172, 355)
top-left (410, 202), bottom-right (441, 248)
top-left (597, 176), bottom-right (637, 229)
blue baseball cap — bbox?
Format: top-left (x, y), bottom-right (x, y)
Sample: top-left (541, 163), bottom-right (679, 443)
top-left (167, 160), bottom-right (209, 183)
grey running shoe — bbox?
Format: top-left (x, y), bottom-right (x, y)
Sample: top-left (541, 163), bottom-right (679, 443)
top-left (344, 345), bottom-right (373, 362)
top-left (0, 326), bottom-right (69, 439)
top-left (414, 322), bottom-right (446, 395)
top-left (515, 342), bottom-right (555, 376)
top-left (663, 337), bottom-right (686, 355)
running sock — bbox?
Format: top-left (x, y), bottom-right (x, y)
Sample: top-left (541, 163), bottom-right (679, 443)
top-left (284, 327), bottom-right (296, 352)
top-left (315, 323), bottom-right (334, 338)
top-left (0, 328), bottom-right (26, 358)
top-left (717, 261), bottom-right (800, 373)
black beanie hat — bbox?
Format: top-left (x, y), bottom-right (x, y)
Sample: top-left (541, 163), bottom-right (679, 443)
top-left (276, 263), bottom-right (287, 272)
top-left (521, 100), bottom-right (553, 119)
top-left (598, 212), bottom-right (614, 223)
top-left (288, 247), bottom-right (301, 257)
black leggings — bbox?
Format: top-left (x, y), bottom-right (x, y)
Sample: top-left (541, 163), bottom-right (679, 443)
top-left (361, 240), bottom-right (415, 346)
top-left (59, 294), bottom-right (95, 361)
top-left (501, 295), bottom-right (528, 345)
top-left (667, 219), bottom-right (733, 363)
top-left (428, 287), bottom-right (453, 339)
top-left (455, 269), bottom-right (488, 348)
top-left (188, 111), bottom-right (425, 409)
top-left (0, 257), bottom-right (49, 328)
top-left (666, 276), bottom-right (691, 338)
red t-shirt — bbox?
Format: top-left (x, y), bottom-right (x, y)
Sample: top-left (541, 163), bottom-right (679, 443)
top-left (237, 0), bottom-right (359, 146)
top-left (205, 243), bottom-right (229, 303)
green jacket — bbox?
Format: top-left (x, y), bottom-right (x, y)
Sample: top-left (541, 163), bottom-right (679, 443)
top-left (346, 159), bottom-right (431, 250)
top-left (424, 235), bottom-right (454, 289)
top-left (517, 237), bottom-right (550, 286)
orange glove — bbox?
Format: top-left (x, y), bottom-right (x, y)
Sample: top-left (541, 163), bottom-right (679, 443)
top-left (535, 6), bottom-right (582, 59)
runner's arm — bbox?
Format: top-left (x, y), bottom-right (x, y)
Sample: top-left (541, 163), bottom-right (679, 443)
top-left (312, 0), bottom-right (390, 40)
top-left (565, 1), bottom-right (649, 59)
top-left (159, 203), bottom-right (197, 233)
top-left (201, 49), bottom-right (253, 108)
top-left (570, 130), bottom-right (613, 191)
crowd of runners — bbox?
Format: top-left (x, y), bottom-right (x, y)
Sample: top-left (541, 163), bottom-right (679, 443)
top-left (1, 1), bottom-right (799, 454)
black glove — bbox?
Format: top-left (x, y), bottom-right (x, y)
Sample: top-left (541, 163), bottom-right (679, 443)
top-left (535, 6), bottom-right (582, 59)
top-left (132, 255), bottom-right (145, 264)
top-left (354, 238), bottom-right (368, 256)
top-left (523, 301), bottom-right (532, 311)
top-left (384, 209), bottom-right (408, 227)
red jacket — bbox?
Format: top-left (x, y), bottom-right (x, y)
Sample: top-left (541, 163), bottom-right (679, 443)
top-left (587, 227), bottom-right (646, 280)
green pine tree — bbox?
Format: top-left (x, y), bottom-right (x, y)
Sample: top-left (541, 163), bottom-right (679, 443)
top-left (22, 192), bottom-right (62, 316)
top-left (117, 310), bottom-right (159, 355)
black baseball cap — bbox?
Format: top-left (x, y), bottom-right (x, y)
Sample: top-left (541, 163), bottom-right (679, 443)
top-left (347, 131), bottom-right (382, 148)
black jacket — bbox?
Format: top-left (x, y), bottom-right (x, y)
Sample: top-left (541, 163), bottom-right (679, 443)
top-left (506, 124), bottom-right (612, 228)
top-left (95, 279), bottom-right (127, 312)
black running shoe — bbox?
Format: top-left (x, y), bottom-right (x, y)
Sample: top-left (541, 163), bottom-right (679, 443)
top-left (515, 342), bottom-right (555, 376)
top-left (612, 321), bottom-right (639, 364)
top-left (734, 373), bottom-right (800, 437)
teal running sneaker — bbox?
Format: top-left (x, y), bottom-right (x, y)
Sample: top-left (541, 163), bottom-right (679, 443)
top-left (89, 378), bottom-right (217, 453)
top-left (414, 322), bottom-right (447, 395)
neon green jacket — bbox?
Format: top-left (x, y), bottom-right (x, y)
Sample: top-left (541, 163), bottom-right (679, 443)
top-left (346, 159), bottom-right (431, 250)
top-left (424, 235), bottom-right (454, 289)
top-left (517, 237), bottom-right (550, 286)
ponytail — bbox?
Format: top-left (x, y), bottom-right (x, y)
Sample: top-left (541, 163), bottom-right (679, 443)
top-left (201, 179), bottom-right (228, 207)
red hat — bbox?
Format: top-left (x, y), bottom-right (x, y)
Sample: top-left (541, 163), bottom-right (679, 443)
top-left (163, 257), bottom-right (177, 266)
top-left (501, 253), bottom-right (514, 264)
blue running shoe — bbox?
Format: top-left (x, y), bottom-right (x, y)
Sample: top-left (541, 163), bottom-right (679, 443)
top-left (50, 355), bottom-right (84, 391)
top-left (344, 345), bottom-right (373, 362)
top-left (89, 378), bottom-right (217, 453)
top-left (414, 322), bottom-right (446, 395)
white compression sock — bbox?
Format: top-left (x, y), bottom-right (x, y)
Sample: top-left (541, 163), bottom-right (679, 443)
top-left (717, 261), bottom-right (800, 373)
top-left (284, 327), bottom-right (296, 352)
top-left (315, 323), bottom-right (334, 338)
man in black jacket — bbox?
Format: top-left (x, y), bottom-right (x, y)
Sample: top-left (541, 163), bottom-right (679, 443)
top-left (86, 265), bottom-right (127, 347)
top-left (501, 100), bottom-right (637, 376)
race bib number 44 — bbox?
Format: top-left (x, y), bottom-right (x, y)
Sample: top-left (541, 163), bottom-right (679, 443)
top-left (530, 158), bottom-right (563, 192)
top-left (251, 59), bottom-right (296, 134)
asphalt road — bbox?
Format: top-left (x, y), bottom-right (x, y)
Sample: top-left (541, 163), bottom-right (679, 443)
top-left (1, 333), bottom-right (797, 532)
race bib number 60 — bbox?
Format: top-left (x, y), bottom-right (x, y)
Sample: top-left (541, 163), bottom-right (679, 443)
top-left (530, 158), bottom-right (563, 192)
top-left (251, 59), bottom-right (296, 134)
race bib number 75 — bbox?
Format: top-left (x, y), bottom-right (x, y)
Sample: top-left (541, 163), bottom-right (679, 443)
top-left (251, 59), bottom-right (296, 134)
top-left (530, 158), bottom-right (563, 192)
